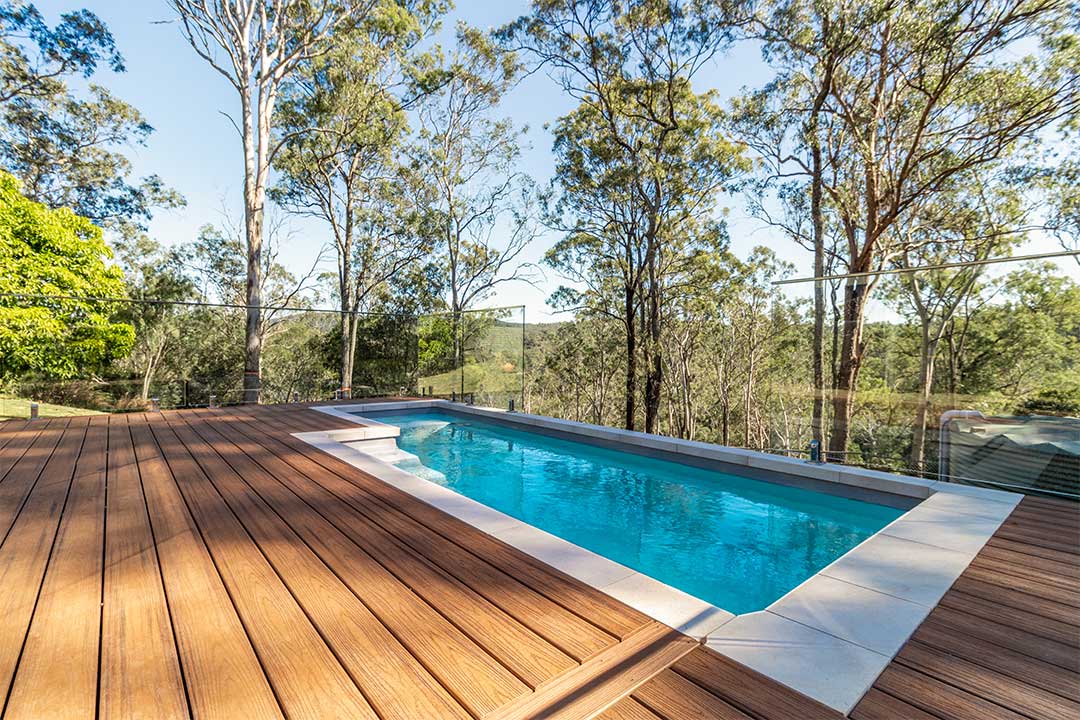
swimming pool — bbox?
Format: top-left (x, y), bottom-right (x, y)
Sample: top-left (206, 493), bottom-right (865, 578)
top-left (363, 410), bottom-right (905, 614)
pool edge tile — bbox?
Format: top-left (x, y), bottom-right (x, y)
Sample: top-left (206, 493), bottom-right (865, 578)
top-left (767, 574), bottom-right (932, 657)
top-left (600, 573), bottom-right (735, 639)
top-left (490, 523), bottom-right (638, 588)
top-left (879, 503), bottom-right (1007, 555)
top-left (705, 610), bottom-right (891, 715)
top-left (817, 533), bottom-right (974, 607)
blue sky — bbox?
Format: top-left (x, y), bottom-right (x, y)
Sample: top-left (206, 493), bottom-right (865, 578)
top-left (35, 1), bottom-right (1077, 322)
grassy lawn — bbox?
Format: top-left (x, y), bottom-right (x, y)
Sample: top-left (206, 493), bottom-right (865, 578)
top-left (0, 396), bottom-right (105, 421)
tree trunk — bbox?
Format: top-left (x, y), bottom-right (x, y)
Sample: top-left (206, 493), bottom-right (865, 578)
top-left (744, 351), bottom-right (756, 449)
top-left (241, 87), bottom-right (264, 404)
top-left (828, 276), bottom-right (870, 460)
top-left (721, 396), bottom-right (730, 446)
top-left (909, 331), bottom-right (937, 475)
top-left (624, 284), bottom-right (637, 431)
top-left (810, 138), bottom-right (826, 447)
top-left (643, 232), bottom-right (662, 435)
top-left (643, 289), bottom-right (662, 434)
top-left (338, 216), bottom-right (354, 399)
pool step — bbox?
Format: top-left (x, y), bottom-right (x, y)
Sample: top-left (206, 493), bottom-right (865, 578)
top-left (342, 437), bottom-right (448, 483)
top-left (394, 457), bottom-right (447, 484)
top-left (344, 437), bottom-right (415, 463)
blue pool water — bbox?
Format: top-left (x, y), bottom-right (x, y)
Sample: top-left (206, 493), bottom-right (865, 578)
top-left (366, 411), bottom-right (905, 614)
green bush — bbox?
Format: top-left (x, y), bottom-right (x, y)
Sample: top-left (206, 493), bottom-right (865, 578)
top-left (0, 171), bottom-right (134, 379)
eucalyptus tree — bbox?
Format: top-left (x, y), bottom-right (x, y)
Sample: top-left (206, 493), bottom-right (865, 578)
top-left (505, 0), bottom-right (747, 433)
top-left (170, 0), bottom-right (376, 402)
top-left (730, 0), bottom-right (868, 446)
top-left (0, 2), bottom-right (182, 237)
top-left (271, 3), bottom-right (445, 397)
top-left (1037, 133), bottom-right (1080, 265)
top-left (776, 0), bottom-right (1079, 459)
top-left (885, 178), bottom-right (1029, 472)
top-left (111, 235), bottom-right (196, 401)
top-left (0, 84), bottom-right (183, 237)
top-left (411, 26), bottom-right (539, 379)
top-left (0, 1), bottom-right (121, 104)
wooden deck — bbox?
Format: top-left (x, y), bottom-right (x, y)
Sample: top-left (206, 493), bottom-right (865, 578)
top-left (0, 403), bottom-right (1075, 719)
top-left (849, 494), bottom-right (1080, 720)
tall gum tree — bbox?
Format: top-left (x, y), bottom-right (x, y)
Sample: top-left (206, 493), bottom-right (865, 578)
top-left (170, 0), bottom-right (376, 402)
top-left (412, 26), bottom-right (539, 382)
top-left (503, 0), bottom-right (747, 433)
top-left (807, 0), bottom-right (1077, 459)
top-left (885, 179), bottom-right (1028, 472)
top-left (271, 2), bottom-right (445, 398)
top-left (731, 0), bottom-right (865, 447)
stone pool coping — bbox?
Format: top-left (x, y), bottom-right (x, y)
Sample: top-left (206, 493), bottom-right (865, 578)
top-left (300, 400), bottom-right (1022, 714)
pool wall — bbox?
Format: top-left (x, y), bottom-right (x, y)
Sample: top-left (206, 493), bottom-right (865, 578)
top-left (300, 400), bottom-right (1022, 714)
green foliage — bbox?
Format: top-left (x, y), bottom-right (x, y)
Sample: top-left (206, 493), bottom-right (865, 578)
top-left (412, 24), bottom-right (538, 315)
top-left (0, 1), bottom-right (123, 103)
top-left (0, 170), bottom-right (133, 379)
top-left (0, 3), bottom-right (182, 237)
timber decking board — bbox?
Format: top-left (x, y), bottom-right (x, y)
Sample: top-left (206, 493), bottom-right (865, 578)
top-left (849, 494), bottom-right (1080, 720)
top-left (165, 410), bottom-right (523, 718)
top-left (146, 411), bottom-right (374, 720)
top-left (4, 416), bottom-right (106, 719)
top-left (482, 622), bottom-right (696, 720)
top-left (0, 404), bottom-right (1076, 720)
top-left (185, 408), bottom-right (580, 687)
top-left (218, 403), bottom-right (646, 645)
top-left (0, 417), bottom-right (85, 711)
top-left (126, 415), bottom-right (283, 720)
top-left (99, 414), bottom-right (189, 720)
top-left (203, 405), bottom-right (618, 663)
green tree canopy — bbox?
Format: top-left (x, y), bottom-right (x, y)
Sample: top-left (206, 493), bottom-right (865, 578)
top-left (0, 169), bottom-right (132, 379)
top-left (0, 3), bottom-right (183, 239)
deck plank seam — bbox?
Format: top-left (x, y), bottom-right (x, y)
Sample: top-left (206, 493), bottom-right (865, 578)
top-left (204, 406), bottom-right (611, 668)
top-left (0, 421), bottom-right (48, 486)
top-left (0, 418), bottom-right (87, 718)
top-left (171, 411), bottom-right (491, 716)
top-left (216, 405), bottom-right (629, 655)
top-left (903, 634), bottom-right (1080, 706)
top-left (143, 413), bottom-right (292, 720)
top-left (100, 413), bottom-right (190, 719)
top-left (665, 664), bottom-right (769, 720)
top-left (130, 414), bottom-right (201, 720)
top-left (0, 418), bottom-right (70, 547)
top-left (914, 615), bottom-right (1080, 685)
top-left (94, 415), bottom-right (112, 720)
top-left (870, 684), bottom-right (950, 720)
top-left (892, 647), bottom-right (1058, 720)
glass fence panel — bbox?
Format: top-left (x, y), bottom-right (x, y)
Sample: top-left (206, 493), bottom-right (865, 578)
top-left (0, 297), bottom-right (526, 418)
top-left (2, 286), bottom-right (1075, 501)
